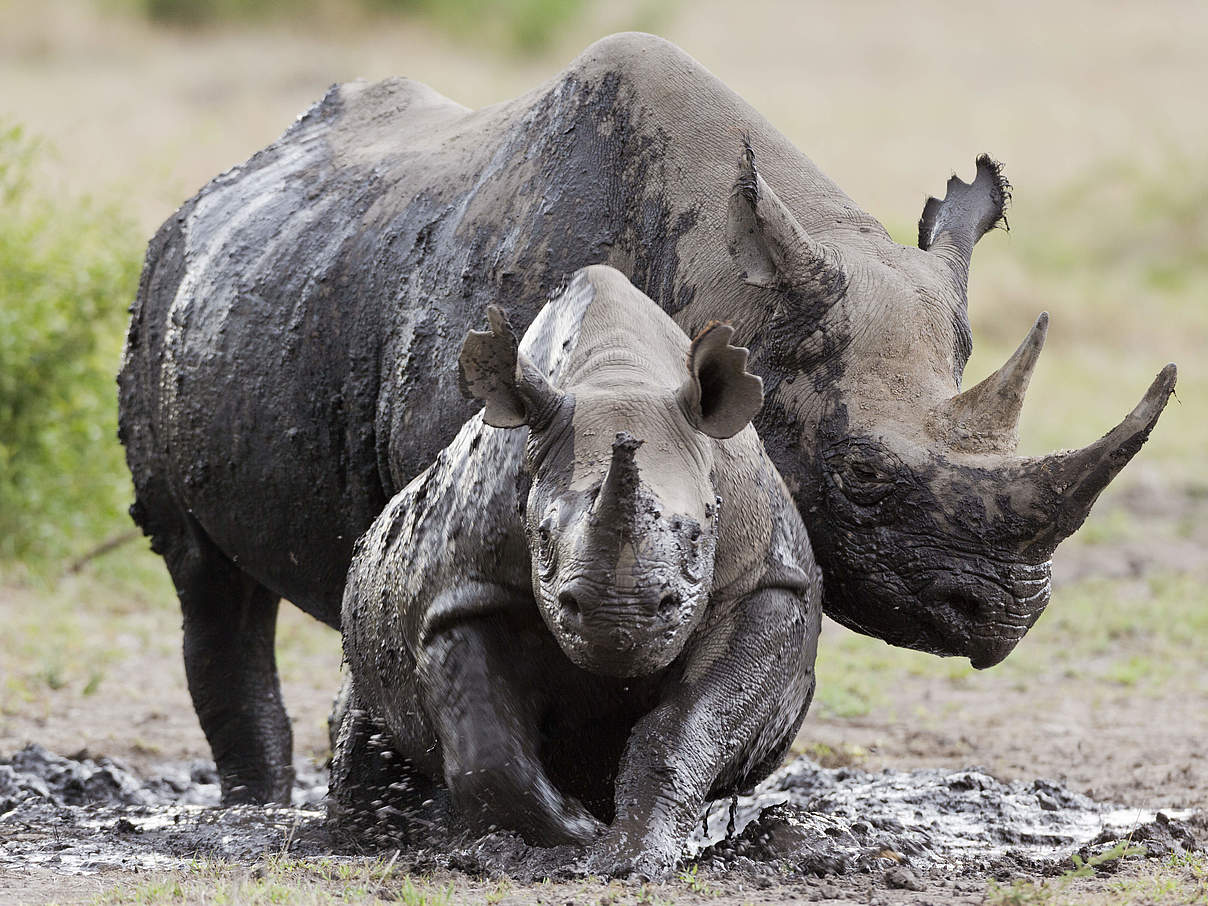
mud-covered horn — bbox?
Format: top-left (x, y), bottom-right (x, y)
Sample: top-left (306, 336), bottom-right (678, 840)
top-left (939, 313), bottom-right (1049, 453)
top-left (1022, 363), bottom-right (1177, 558)
top-left (591, 432), bottom-right (644, 524)
top-left (918, 154), bottom-right (1011, 300)
top-left (727, 140), bottom-right (848, 300)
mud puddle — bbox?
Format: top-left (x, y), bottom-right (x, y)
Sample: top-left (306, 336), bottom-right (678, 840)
top-left (1, 745), bottom-right (1202, 882)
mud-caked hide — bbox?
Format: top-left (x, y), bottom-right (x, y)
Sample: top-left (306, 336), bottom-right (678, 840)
top-left (337, 265), bottom-right (821, 875)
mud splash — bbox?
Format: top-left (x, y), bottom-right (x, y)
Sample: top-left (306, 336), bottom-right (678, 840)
top-left (696, 760), bottom-right (1203, 879)
top-left (1, 746), bottom-right (1202, 881)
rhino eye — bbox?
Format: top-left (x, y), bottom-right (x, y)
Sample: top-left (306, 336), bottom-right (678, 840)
top-left (826, 456), bottom-right (894, 508)
top-left (536, 513), bottom-right (555, 548)
top-left (535, 517), bottom-right (558, 578)
top-left (850, 462), bottom-right (882, 483)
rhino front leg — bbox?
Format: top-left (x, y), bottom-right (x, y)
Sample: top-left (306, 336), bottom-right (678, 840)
top-left (328, 685), bottom-right (449, 846)
top-left (591, 586), bottom-right (820, 878)
top-left (419, 599), bottom-right (604, 846)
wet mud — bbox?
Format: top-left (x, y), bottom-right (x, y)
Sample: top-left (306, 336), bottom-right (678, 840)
top-left (1, 745), bottom-right (1202, 882)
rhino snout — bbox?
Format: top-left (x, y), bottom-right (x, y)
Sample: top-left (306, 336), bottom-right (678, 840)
top-left (921, 562), bottom-right (1051, 669)
top-left (556, 576), bottom-right (685, 630)
top-left (547, 573), bottom-right (698, 677)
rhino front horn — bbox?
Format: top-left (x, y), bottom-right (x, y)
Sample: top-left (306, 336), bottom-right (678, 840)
top-left (591, 433), bottom-right (645, 525)
top-left (1022, 362), bottom-right (1177, 559)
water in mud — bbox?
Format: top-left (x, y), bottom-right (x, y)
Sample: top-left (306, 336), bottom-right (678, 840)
top-left (1, 745), bottom-right (1202, 881)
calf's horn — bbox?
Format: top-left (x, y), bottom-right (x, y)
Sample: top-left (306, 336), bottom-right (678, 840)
top-left (591, 432), bottom-right (645, 527)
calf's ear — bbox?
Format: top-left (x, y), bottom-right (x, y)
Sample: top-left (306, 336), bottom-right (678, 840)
top-left (679, 322), bottom-right (764, 439)
top-left (458, 305), bottom-right (563, 428)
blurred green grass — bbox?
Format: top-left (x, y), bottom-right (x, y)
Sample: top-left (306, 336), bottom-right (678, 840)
top-left (814, 567), bottom-right (1208, 722)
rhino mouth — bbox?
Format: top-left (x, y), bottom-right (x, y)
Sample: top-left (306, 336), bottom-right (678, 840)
top-left (919, 566), bottom-right (1051, 669)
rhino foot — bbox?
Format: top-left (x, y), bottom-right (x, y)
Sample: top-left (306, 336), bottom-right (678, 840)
top-left (453, 763), bottom-right (604, 846)
top-left (580, 831), bottom-right (680, 881)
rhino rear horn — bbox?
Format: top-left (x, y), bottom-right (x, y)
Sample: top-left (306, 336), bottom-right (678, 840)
top-left (678, 321), bottom-right (763, 440)
top-left (939, 312), bottom-right (1048, 453)
top-left (458, 304), bottom-right (563, 429)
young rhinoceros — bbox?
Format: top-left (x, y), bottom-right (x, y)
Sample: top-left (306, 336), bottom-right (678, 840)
top-left (332, 265), bottom-right (821, 876)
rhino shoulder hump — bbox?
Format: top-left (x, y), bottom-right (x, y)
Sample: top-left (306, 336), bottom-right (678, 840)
top-left (570, 32), bottom-right (706, 92)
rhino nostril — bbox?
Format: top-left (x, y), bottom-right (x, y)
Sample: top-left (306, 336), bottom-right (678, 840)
top-left (658, 593), bottom-right (679, 620)
top-left (944, 591), bottom-right (983, 618)
top-left (558, 591), bottom-right (580, 616)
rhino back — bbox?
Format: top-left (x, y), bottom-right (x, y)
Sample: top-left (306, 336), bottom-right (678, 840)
top-left (120, 33), bottom-right (866, 620)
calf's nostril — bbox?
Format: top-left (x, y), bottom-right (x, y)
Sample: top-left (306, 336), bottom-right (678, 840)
top-left (558, 590), bottom-right (580, 615)
top-left (658, 593), bottom-right (679, 619)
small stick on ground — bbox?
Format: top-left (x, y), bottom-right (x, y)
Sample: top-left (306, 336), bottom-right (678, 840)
top-left (64, 529), bottom-right (139, 575)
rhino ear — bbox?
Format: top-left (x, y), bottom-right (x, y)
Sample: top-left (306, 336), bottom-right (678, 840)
top-left (458, 305), bottom-right (562, 429)
top-left (726, 140), bottom-right (848, 300)
top-left (679, 322), bottom-right (764, 440)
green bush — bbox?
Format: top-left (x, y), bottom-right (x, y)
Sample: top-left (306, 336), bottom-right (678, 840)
top-left (0, 124), bottom-right (142, 567)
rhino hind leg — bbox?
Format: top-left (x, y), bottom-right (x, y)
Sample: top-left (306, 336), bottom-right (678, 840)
top-left (160, 514), bottom-right (295, 804)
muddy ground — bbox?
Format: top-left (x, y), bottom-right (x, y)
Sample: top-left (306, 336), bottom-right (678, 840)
top-left (1, 485), bottom-right (1205, 905)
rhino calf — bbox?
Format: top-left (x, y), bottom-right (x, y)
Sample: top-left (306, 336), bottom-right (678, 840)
top-left (332, 265), bottom-right (822, 876)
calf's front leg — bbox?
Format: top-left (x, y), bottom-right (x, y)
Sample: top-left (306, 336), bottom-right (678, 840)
top-left (590, 585), bottom-right (820, 878)
top-left (418, 593), bottom-right (604, 846)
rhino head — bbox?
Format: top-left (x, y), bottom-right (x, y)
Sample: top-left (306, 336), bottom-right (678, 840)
top-left (458, 290), bottom-right (763, 677)
top-left (729, 145), bottom-right (1177, 668)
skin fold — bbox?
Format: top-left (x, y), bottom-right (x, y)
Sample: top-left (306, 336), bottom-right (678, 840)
top-left (333, 266), bottom-right (822, 877)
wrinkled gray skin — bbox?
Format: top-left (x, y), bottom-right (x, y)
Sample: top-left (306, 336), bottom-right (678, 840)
top-left (334, 266), bottom-right (821, 877)
top-left (117, 33), bottom-right (1176, 804)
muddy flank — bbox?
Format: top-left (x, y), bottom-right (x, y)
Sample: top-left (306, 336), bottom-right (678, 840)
top-left (2, 744), bottom-right (1203, 895)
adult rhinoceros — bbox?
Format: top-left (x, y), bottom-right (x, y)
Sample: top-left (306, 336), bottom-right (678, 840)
top-left (118, 32), bottom-right (1176, 804)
